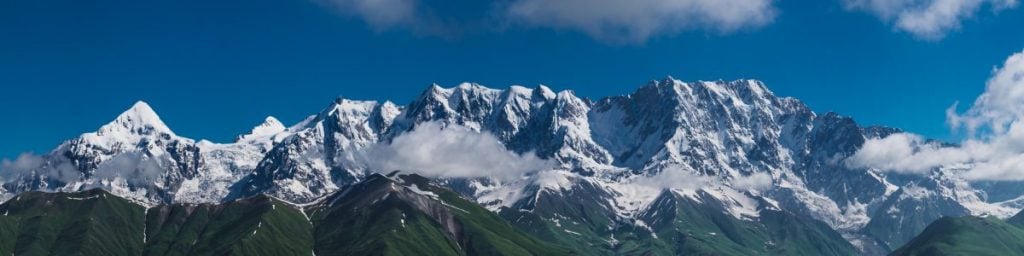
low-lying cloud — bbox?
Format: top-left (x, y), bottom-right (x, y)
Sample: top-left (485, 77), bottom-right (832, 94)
top-left (846, 133), bottom-right (968, 174)
top-left (91, 153), bottom-right (167, 187)
top-left (843, 0), bottom-right (1018, 40)
top-left (848, 50), bottom-right (1024, 181)
top-left (732, 172), bottom-right (773, 191)
top-left (1, 152), bottom-right (170, 189)
top-left (361, 122), bottom-right (552, 180)
top-left (0, 153), bottom-right (80, 184)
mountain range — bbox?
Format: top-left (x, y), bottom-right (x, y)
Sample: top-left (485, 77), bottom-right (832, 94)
top-left (2, 78), bottom-right (1022, 255)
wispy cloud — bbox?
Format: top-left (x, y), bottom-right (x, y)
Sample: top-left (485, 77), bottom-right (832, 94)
top-left (732, 172), bottom-right (772, 191)
top-left (848, 50), bottom-right (1024, 181)
top-left (319, 0), bottom-right (420, 31)
top-left (90, 153), bottom-right (168, 187)
top-left (360, 121), bottom-right (552, 180)
top-left (846, 133), bottom-right (968, 174)
top-left (502, 0), bottom-right (776, 43)
top-left (0, 153), bottom-right (80, 184)
top-left (843, 0), bottom-right (1018, 40)
top-left (318, 0), bottom-right (777, 43)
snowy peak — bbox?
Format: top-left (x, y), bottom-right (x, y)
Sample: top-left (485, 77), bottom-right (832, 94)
top-left (534, 84), bottom-right (557, 100)
top-left (237, 116), bottom-right (286, 142)
top-left (96, 101), bottom-right (174, 137)
top-left (315, 97), bottom-right (397, 135)
top-left (69, 100), bottom-right (188, 158)
top-left (317, 98), bottom-right (381, 122)
top-left (651, 78), bottom-right (777, 105)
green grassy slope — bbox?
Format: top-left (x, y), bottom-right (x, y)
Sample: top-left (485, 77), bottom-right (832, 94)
top-left (0, 189), bottom-right (146, 256)
top-left (143, 195), bottom-right (313, 256)
top-left (644, 192), bottom-right (856, 256)
top-left (891, 215), bottom-right (1024, 256)
top-left (1, 178), bottom-right (861, 256)
top-left (502, 189), bottom-right (857, 256)
top-left (308, 173), bottom-right (572, 256)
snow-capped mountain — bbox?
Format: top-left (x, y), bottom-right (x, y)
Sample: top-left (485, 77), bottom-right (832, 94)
top-left (1, 78), bottom-right (1020, 254)
top-left (227, 98), bottom-right (401, 203)
top-left (0, 101), bottom-right (289, 205)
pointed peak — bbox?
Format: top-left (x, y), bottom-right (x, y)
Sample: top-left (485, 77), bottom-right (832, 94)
top-left (129, 100), bottom-right (155, 113)
top-left (374, 100), bottom-right (402, 117)
top-left (97, 101), bottom-right (173, 136)
top-left (263, 116), bottom-right (282, 124)
top-left (125, 101), bottom-right (161, 120)
top-left (238, 116), bottom-right (286, 141)
top-left (639, 76), bottom-right (680, 90)
top-left (556, 89), bottom-right (579, 99)
top-left (451, 82), bottom-right (502, 96)
top-left (379, 100), bottom-right (399, 108)
top-left (333, 96), bottom-right (348, 105)
top-left (430, 83), bottom-right (444, 90)
top-left (534, 84), bottom-right (557, 100)
top-left (414, 82), bottom-right (505, 104)
top-left (415, 83), bottom-right (450, 101)
top-left (315, 97), bottom-right (381, 123)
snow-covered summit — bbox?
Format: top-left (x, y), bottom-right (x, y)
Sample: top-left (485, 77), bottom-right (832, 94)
top-left (94, 101), bottom-right (175, 137)
top-left (4, 100), bottom-right (297, 205)
top-left (237, 116), bottom-right (286, 142)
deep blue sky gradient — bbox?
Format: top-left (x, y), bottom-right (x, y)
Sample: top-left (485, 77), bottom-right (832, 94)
top-left (2, 0), bottom-right (1023, 158)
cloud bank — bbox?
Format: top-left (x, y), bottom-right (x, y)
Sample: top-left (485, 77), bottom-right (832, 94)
top-left (846, 133), bottom-right (968, 174)
top-left (320, 0), bottom-right (776, 43)
top-left (91, 153), bottom-right (168, 187)
top-left (843, 0), bottom-right (1018, 40)
top-left (361, 122), bottom-right (552, 180)
top-left (848, 50), bottom-right (1024, 180)
top-left (0, 153), bottom-right (80, 184)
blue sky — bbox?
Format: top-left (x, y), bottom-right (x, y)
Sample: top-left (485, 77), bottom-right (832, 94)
top-left (1, 0), bottom-right (1023, 159)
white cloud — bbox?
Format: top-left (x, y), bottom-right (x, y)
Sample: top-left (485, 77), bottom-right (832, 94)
top-left (91, 153), bottom-right (168, 187)
top-left (848, 50), bottom-right (1024, 181)
top-left (503, 0), bottom-right (776, 43)
top-left (319, 0), bottom-right (776, 43)
top-left (360, 121), bottom-right (552, 180)
top-left (320, 0), bottom-right (421, 31)
top-left (632, 165), bottom-right (714, 190)
top-left (846, 133), bottom-right (969, 174)
top-left (732, 172), bottom-right (773, 191)
top-left (844, 0), bottom-right (1018, 40)
top-left (948, 51), bottom-right (1024, 135)
top-left (0, 153), bottom-right (80, 184)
